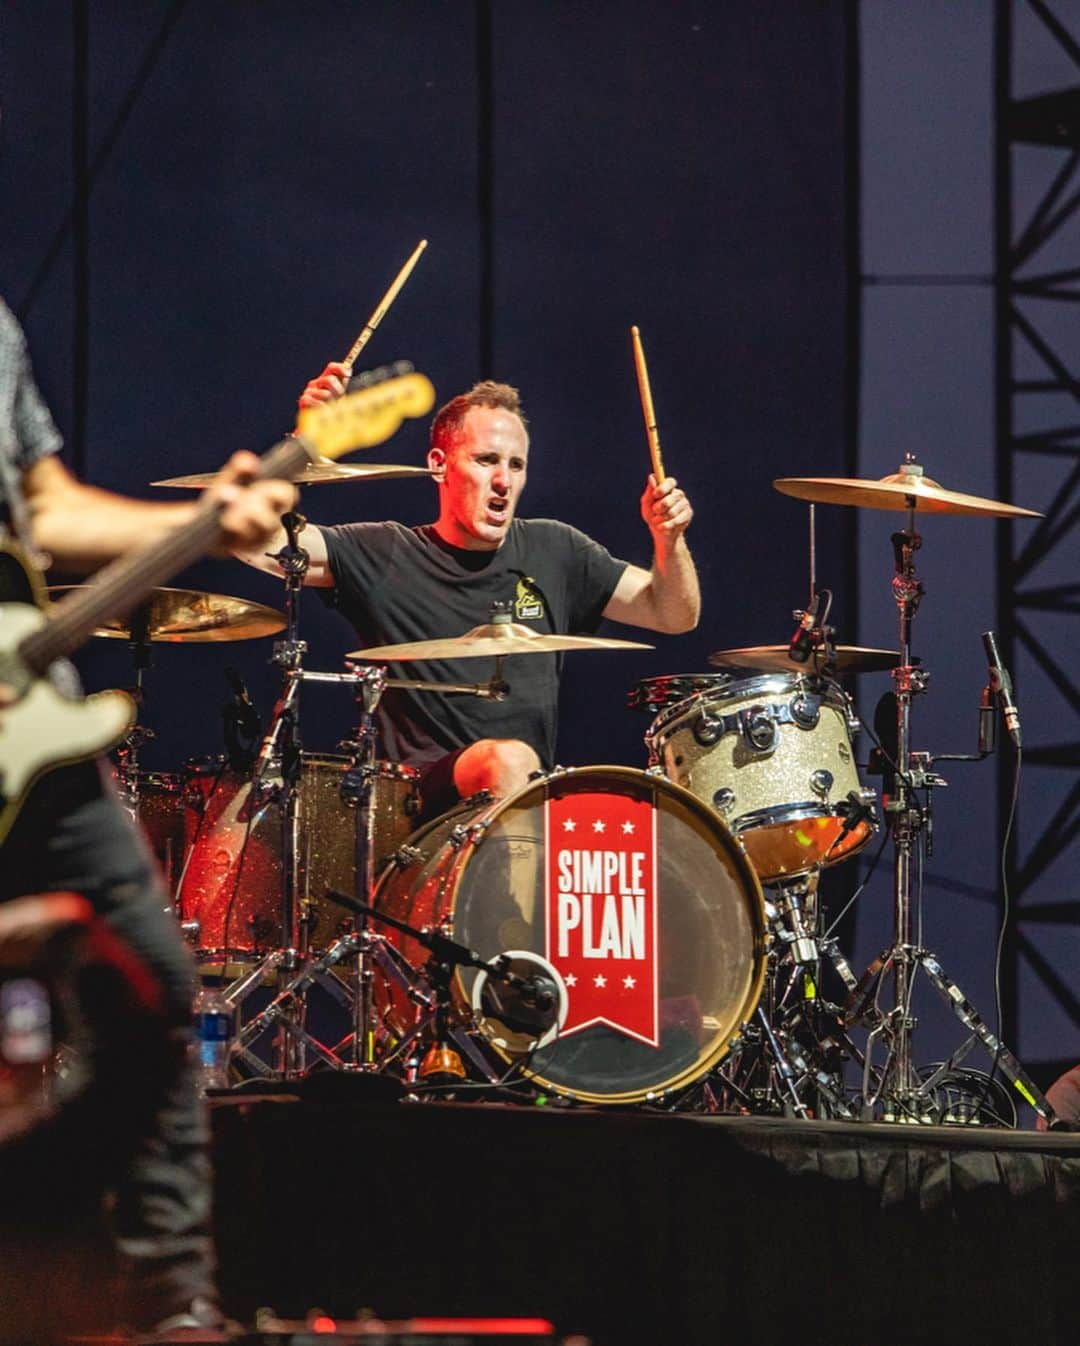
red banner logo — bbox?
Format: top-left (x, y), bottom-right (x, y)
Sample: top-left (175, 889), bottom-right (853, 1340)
top-left (544, 788), bottom-right (659, 1047)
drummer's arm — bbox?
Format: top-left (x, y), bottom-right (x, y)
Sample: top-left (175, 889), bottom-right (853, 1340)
top-left (601, 475), bottom-right (699, 634)
top-left (231, 522), bottom-right (335, 587)
top-left (230, 360), bottom-right (346, 585)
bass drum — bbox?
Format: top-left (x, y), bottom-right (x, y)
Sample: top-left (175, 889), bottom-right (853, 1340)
top-left (375, 766), bottom-right (767, 1105)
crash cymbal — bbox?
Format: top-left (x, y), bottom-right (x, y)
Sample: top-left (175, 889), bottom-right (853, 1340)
top-left (709, 644), bottom-right (900, 674)
top-left (46, 587), bottom-right (286, 642)
top-left (349, 621), bottom-right (654, 662)
top-left (774, 460), bottom-right (1042, 518)
top-left (152, 461), bottom-right (432, 487)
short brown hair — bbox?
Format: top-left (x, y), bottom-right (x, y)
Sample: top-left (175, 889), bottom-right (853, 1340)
top-left (430, 380), bottom-right (527, 452)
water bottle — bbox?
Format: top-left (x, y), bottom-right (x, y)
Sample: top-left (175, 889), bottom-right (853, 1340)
top-left (0, 978), bottom-right (53, 1107)
top-left (193, 985), bottom-right (234, 1092)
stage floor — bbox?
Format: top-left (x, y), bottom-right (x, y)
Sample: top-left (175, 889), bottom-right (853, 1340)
top-left (211, 1095), bottom-right (1080, 1346)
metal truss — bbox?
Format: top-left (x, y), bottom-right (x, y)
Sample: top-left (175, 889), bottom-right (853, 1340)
top-left (995, 0), bottom-right (1080, 1071)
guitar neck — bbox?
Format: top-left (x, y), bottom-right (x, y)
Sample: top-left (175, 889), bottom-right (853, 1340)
top-left (19, 434), bottom-right (309, 675)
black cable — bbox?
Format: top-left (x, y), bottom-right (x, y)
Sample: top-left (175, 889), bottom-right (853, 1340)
top-left (973, 745), bottom-right (1022, 1121)
top-left (823, 825), bottom-right (890, 939)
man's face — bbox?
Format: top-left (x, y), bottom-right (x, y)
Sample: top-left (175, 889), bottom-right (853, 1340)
top-left (429, 405), bottom-right (529, 550)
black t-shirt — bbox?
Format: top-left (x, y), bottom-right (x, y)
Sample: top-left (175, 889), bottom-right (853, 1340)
top-left (321, 518), bottom-right (628, 768)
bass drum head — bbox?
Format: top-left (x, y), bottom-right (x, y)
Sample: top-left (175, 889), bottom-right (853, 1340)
top-left (376, 765), bottom-right (767, 1105)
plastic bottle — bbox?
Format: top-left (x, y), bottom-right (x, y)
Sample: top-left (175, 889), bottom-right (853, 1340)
top-left (193, 985), bottom-right (234, 1091)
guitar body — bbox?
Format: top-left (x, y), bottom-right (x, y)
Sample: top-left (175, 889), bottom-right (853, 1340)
top-left (0, 547), bottom-right (135, 847)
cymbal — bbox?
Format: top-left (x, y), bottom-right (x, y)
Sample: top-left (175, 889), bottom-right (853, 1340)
top-left (46, 586), bottom-right (286, 642)
top-left (774, 461), bottom-right (1042, 518)
top-left (709, 644), bottom-right (900, 674)
top-left (349, 621), bottom-right (654, 662)
top-left (152, 461), bottom-right (432, 488)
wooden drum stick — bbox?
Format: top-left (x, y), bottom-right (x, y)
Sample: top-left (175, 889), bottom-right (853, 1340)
top-left (343, 238), bottom-right (428, 372)
top-left (630, 325), bottom-right (666, 482)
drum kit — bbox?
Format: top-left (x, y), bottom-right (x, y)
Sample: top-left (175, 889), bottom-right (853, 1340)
top-left (63, 452), bottom-right (1054, 1126)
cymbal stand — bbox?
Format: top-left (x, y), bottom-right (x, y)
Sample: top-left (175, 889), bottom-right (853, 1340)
top-left (235, 664), bottom-right (511, 1076)
top-left (224, 512), bottom-right (315, 1079)
top-left (850, 503), bottom-right (1055, 1124)
top-left (113, 608), bottom-right (155, 819)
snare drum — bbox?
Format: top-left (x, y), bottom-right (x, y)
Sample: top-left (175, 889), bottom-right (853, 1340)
top-left (374, 765), bottom-right (767, 1105)
top-left (642, 673), bottom-right (875, 882)
top-left (177, 754), bottom-right (419, 969)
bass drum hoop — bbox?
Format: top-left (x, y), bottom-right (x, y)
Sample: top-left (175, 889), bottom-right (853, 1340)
top-left (378, 764), bottom-right (768, 1106)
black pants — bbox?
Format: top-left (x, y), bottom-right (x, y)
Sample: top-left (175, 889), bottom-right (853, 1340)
top-left (0, 759), bottom-right (215, 1330)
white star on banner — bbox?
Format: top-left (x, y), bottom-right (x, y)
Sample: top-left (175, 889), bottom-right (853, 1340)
top-left (592, 819), bottom-right (606, 834)
top-left (621, 820), bottom-right (635, 835)
top-left (623, 975), bottom-right (636, 989)
top-left (564, 972), bottom-right (577, 987)
top-left (594, 974), bottom-right (607, 988)
top-left (562, 818), bottom-right (577, 832)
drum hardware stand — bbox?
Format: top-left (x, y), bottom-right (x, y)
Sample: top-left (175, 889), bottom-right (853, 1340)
top-left (731, 879), bottom-right (859, 1119)
top-left (325, 890), bottom-right (563, 1091)
top-left (848, 493), bottom-right (1056, 1125)
top-left (241, 664), bottom-right (509, 1076)
top-left (218, 512), bottom-right (316, 1079)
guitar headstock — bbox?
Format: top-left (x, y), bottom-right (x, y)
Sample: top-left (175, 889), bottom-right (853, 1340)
top-left (295, 363), bottom-right (436, 461)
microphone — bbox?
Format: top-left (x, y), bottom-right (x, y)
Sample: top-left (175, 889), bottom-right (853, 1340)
top-left (977, 685), bottom-right (997, 756)
top-left (981, 630), bottom-right (1022, 748)
top-left (788, 593), bottom-right (821, 664)
top-left (224, 665), bottom-right (260, 737)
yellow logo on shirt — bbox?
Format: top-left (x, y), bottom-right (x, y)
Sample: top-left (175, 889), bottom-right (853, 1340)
top-left (514, 576), bottom-right (544, 622)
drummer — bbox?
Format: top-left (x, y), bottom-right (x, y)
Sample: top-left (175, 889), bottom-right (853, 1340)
top-left (235, 367), bottom-right (699, 818)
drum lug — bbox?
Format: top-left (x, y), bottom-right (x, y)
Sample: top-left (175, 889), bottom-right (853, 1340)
top-left (392, 844), bottom-right (425, 870)
top-left (790, 692), bottom-right (821, 730)
top-left (713, 786), bottom-right (735, 815)
top-left (741, 705), bottom-right (778, 754)
top-left (693, 711), bottom-right (724, 747)
top-left (810, 769), bottom-right (834, 798)
top-left (448, 823), bottom-right (470, 850)
top-left (468, 818), bottom-right (493, 846)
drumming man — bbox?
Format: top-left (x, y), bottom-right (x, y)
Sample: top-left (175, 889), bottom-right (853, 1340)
top-left (236, 366), bottom-right (699, 818)
top-left (0, 294), bottom-right (295, 1337)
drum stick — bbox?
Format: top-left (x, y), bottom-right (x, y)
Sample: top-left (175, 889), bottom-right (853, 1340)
top-left (630, 325), bottom-right (666, 482)
top-left (342, 238), bottom-right (428, 372)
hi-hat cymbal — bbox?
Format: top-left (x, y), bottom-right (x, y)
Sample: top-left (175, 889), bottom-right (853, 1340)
top-left (152, 461), bottom-right (432, 488)
top-left (709, 644), bottom-right (900, 674)
top-left (774, 461), bottom-right (1042, 518)
top-left (46, 587), bottom-right (286, 642)
top-left (349, 622), bottom-right (654, 662)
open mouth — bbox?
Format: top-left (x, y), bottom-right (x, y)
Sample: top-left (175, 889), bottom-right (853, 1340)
top-left (486, 498), bottom-right (509, 522)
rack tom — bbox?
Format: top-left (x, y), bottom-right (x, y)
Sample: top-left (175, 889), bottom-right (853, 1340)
top-left (639, 672), bottom-right (875, 882)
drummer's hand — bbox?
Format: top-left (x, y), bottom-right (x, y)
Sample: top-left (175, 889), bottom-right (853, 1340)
top-left (204, 451), bottom-right (297, 554)
top-left (298, 361), bottom-right (350, 411)
top-left (641, 474), bottom-right (693, 547)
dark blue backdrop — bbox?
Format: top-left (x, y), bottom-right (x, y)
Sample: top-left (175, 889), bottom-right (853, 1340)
top-left (0, 0), bottom-right (852, 773)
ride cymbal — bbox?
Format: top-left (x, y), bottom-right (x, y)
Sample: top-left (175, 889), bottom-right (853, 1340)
top-left (774, 459), bottom-right (1041, 518)
top-left (708, 644), bottom-right (900, 674)
top-left (152, 461), bottom-right (432, 487)
top-left (46, 586), bottom-right (286, 642)
top-left (349, 622), bottom-right (654, 662)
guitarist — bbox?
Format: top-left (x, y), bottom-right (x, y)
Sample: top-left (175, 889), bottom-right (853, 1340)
top-left (0, 295), bottom-right (294, 1339)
